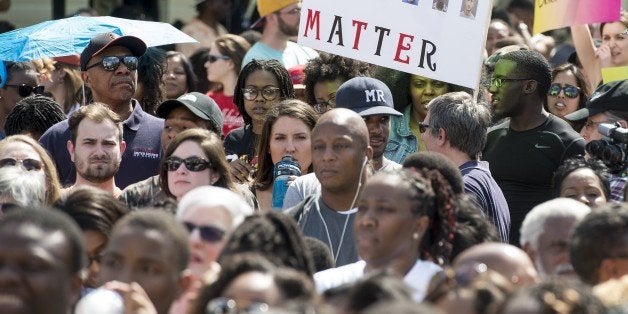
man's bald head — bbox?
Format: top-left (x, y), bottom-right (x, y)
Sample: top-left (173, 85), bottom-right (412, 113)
top-left (313, 108), bottom-right (370, 149)
top-left (454, 242), bottom-right (539, 286)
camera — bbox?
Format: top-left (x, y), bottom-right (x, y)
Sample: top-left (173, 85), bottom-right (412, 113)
top-left (585, 123), bottom-right (628, 175)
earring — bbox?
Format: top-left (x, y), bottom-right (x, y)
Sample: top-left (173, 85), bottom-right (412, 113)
top-left (412, 233), bottom-right (419, 240)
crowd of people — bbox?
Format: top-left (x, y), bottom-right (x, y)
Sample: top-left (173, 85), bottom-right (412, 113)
top-left (0, 0), bottom-right (626, 313)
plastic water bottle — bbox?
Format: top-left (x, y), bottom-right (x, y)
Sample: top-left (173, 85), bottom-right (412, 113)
top-left (271, 155), bottom-right (301, 211)
top-left (75, 287), bottom-right (124, 314)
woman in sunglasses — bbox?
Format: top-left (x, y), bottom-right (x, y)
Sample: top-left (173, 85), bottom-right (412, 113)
top-left (171, 186), bottom-right (253, 314)
top-left (0, 135), bottom-right (61, 205)
top-left (225, 59), bottom-right (295, 184)
top-left (160, 128), bottom-right (235, 202)
top-left (546, 63), bottom-right (591, 131)
top-left (205, 34), bottom-right (251, 137)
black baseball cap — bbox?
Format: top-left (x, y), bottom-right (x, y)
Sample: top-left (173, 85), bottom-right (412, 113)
top-left (564, 80), bottom-right (628, 121)
top-left (80, 32), bottom-right (147, 71)
top-left (335, 77), bottom-right (402, 117)
top-left (157, 92), bottom-right (224, 136)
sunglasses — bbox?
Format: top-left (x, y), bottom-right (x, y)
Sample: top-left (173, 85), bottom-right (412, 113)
top-left (207, 55), bottom-right (230, 63)
top-left (164, 156), bottom-right (211, 172)
top-left (548, 83), bottom-right (581, 98)
top-left (205, 297), bottom-right (269, 314)
top-left (183, 222), bottom-right (225, 243)
top-left (4, 84), bottom-right (45, 97)
top-left (242, 87), bottom-right (280, 101)
top-left (418, 122), bottom-right (431, 133)
top-left (85, 55), bottom-right (139, 71)
top-left (0, 158), bottom-right (43, 171)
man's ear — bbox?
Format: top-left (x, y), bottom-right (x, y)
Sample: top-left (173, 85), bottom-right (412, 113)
top-left (437, 127), bottom-right (447, 146)
top-left (67, 140), bottom-right (75, 162)
top-left (81, 71), bottom-right (91, 88)
top-left (119, 140), bottom-right (127, 155)
top-left (522, 80), bottom-right (538, 95)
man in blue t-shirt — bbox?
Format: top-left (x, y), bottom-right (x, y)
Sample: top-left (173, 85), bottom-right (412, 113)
top-left (422, 91), bottom-right (510, 242)
top-left (40, 32), bottom-right (163, 189)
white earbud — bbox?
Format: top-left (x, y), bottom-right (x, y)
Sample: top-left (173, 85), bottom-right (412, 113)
top-left (363, 157), bottom-right (368, 167)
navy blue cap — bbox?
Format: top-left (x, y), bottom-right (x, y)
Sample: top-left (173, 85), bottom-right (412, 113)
top-left (335, 77), bottom-right (402, 117)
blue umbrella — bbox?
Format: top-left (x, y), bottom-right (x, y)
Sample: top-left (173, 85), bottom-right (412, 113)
top-left (0, 16), bottom-right (197, 62)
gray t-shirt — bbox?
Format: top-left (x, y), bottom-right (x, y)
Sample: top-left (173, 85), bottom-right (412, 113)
top-left (297, 195), bottom-right (358, 267)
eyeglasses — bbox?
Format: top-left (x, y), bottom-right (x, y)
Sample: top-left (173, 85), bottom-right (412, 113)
top-left (4, 84), bottom-right (45, 97)
top-left (313, 96), bottom-right (336, 114)
top-left (489, 76), bottom-right (531, 88)
top-left (548, 83), bottom-right (581, 98)
top-left (241, 87), bottom-right (280, 101)
top-left (164, 156), bottom-right (212, 172)
top-left (0, 158), bottom-right (43, 171)
top-left (418, 122), bottom-right (431, 133)
top-left (183, 222), bottom-right (226, 243)
top-left (205, 297), bottom-right (269, 314)
top-left (207, 55), bottom-right (230, 63)
top-left (85, 55), bottom-right (139, 71)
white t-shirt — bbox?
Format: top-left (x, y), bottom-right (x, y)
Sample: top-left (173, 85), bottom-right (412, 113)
top-left (314, 259), bottom-right (442, 302)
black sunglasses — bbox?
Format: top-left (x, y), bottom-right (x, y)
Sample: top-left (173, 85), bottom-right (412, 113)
top-left (164, 156), bottom-right (211, 172)
top-left (548, 83), bottom-right (581, 98)
top-left (4, 84), bottom-right (45, 97)
top-left (0, 158), bottom-right (43, 171)
top-left (207, 54), bottom-right (230, 63)
top-left (85, 55), bottom-right (138, 71)
top-left (183, 222), bottom-right (225, 243)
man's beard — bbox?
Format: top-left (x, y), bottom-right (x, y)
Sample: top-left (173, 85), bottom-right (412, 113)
top-left (278, 15), bottom-right (299, 37)
top-left (76, 158), bottom-right (119, 183)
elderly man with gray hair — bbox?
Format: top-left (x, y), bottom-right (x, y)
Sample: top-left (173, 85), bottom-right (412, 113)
top-left (520, 197), bottom-right (590, 279)
top-left (422, 91), bottom-right (510, 242)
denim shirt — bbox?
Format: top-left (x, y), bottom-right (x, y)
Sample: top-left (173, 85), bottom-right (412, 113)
top-left (385, 106), bottom-right (418, 164)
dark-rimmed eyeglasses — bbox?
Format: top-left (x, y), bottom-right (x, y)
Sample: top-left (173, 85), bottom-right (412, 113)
top-left (548, 83), bottom-right (581, 98)
top-left (418, 122), bottom-right (431, 133)
top-left (313, 95), bottom-right (336, 114)
top-left (85, 55), bottom-right (138, 71)
top-left (242, 87), bottom-right (280, 101)
top-left (0, 158), bottom-right (43, 171)
top-left (489, 76), bottom-right (531, 88)
top-left (183, 222), bottom-right (226, 243)
top-left (205, 297), bottom-right (269, 314)
top-left (164, 156), bottom-right (212, 172)
top-left (207, 55), bottom-right (230, 63)
top-left (4, 84), bottom-right (45, 97)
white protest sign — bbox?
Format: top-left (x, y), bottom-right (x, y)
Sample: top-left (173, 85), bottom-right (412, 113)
top-left (297, 0), bottom-right (491, 89)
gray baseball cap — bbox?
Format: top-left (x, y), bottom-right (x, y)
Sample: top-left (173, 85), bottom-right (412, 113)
top-left (335, 77), bottom-right (402, 117)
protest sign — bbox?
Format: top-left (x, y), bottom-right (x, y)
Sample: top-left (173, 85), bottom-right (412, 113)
top-left (533, 0), bottom-right (620, 34)
top-left (297, 0), bottom-right (491, 89)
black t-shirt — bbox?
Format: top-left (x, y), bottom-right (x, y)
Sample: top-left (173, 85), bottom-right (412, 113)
top-left (482, 115), bottom-right (585, 244)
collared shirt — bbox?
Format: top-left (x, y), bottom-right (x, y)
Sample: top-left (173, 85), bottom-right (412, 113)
top-left (40, 100), bottom-right (163, 189)
top-left (386, 105), bottom-right (420, 164)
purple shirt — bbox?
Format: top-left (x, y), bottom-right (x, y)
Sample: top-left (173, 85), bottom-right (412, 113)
top-left (40, 100), bottom-right (163, 189)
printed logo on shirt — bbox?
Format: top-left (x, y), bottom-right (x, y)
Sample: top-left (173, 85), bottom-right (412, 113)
top-left (132, 147), bottom-right (160, 159)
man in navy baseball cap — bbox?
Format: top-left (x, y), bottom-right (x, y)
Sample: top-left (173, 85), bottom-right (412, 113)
top-left (335, 77), bottom-right (402, 171)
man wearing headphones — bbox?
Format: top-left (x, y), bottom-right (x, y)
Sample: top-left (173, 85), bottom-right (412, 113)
top-left (286, 108), bottom-right (372, 267)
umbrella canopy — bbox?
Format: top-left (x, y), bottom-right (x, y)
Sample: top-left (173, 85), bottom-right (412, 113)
top-left (0, 16), bottom-right (197, 62)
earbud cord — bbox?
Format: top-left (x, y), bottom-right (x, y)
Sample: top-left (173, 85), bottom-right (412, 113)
top-left (316, 159), bottom-right (367, 263)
